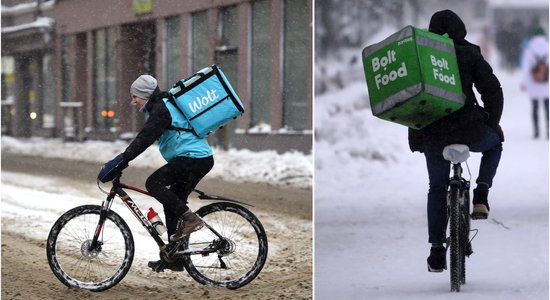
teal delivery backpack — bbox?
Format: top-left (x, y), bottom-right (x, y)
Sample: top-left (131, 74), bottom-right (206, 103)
top-left (168, 65), bottom-right (245, 138)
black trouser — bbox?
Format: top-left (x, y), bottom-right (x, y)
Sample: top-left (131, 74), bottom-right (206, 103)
top-left (531, 98), bottom-right (549, 137)
top-left (145, 156), bottom-right (214, 238)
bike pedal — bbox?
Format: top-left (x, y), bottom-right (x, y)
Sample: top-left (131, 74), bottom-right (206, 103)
top-left (147, 260), bottom-right (166, 273)
top-left (470, 213), bottom-right (488, 220)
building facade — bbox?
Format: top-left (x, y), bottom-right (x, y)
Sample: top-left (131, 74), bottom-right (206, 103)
top-left (2, 0), bottom-right (312, 153)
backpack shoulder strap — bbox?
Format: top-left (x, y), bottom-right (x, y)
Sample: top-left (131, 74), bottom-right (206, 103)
top-left (165, 95), bottom-right (199, 136)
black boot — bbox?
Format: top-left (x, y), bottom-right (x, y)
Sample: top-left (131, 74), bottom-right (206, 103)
top-left (471, 183), bottom-right (490, 220)
top-left (427, 246), bottom-right (447, 272)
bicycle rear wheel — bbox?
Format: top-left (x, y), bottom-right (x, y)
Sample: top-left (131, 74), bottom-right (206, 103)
top-left (182, 202), bottom-right (268, 289)
top-left (449, 184), bottom-right (463, 292)
top-left (46, 205), bottom-right (134, 292)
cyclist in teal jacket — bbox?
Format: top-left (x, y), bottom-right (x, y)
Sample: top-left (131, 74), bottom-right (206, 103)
top-left (101, 75), bottom-right (214, 272)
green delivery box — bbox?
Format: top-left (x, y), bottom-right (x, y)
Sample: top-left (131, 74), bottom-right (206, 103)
top-left (362, 26), bottom-right (465, 129)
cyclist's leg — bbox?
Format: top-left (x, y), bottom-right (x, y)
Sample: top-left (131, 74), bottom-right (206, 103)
top-left (168, 157), bottom-right (214, 235)
top-left (469, 125), bottom-right (502, 218)
top-left (146, 156), bottom-right (214, 236)
top-left (424, 151), bottom-right (450, 244)
top-left (469, 124), bottom-right (502, 188)
top-left (544, 98), bottom-right (549, 138)
top-left (532, 99), bottom-right (540, 138)
top-left (146, 162), bottom-right (189, 222)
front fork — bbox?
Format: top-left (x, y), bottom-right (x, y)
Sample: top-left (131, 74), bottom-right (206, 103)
top-left (89, 189), bottom-right (117, 250)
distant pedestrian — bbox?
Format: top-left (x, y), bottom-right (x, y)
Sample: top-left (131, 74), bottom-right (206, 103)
top-left (520, 27), bottom-right (549, 139)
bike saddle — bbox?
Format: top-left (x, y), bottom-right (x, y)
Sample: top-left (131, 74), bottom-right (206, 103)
top-left (443, 144), bottom-right (470, 164)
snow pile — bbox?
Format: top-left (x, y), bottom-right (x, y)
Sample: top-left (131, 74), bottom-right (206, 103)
top-left (1, 137), bottom-right (312, 189)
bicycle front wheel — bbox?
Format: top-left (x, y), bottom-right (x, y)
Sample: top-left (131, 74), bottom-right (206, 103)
top-left (182, 202), bottom-right (268, 289)
top-left (46, 205), bottom-right (134, 292)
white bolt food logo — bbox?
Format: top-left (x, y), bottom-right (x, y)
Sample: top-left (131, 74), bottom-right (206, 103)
top-left (371, 50), bottom-right (408, 90)
top-left (431, 55), bottom-right (456, 85)
top-left (189, 89), bottom-right (219, 114)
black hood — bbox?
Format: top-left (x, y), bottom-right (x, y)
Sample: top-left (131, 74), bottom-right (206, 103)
top-left (428, 10), bottom-right (467, 42)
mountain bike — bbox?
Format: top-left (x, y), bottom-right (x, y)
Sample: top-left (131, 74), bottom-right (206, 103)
top-left (46, 174), bottom-right (268, 292)
top-left (442, 144), bottom-right (477, 292)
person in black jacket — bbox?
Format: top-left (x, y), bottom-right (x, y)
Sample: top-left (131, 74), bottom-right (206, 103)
top-left (408, 10), bottom-right (504, 272)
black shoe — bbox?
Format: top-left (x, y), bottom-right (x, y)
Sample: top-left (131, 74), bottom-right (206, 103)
top-left (427, 246), bottom-right (447, 272)
top-left (148, 259), bottom-right (184, 272)
top-left (471, 183), bottom-right (490, 220)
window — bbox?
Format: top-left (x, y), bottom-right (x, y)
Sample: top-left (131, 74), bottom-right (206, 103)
top-left (1, 56), bottom-right (15, 134)
top-left (214, 6), bottom-right (239, 148)
top-left (93, 27), bottom-right (117, 132)
top-left (215, 6), bottom-right (239, 87)
top-left (165, 16), bottom-right (181, 87)
top-left (191, 11), bottom-right (209, 72)
top-left (283, 0), bottom-right (309, 130)
top-left (250, 0), bottom-right (272, 128)
top-left (61, 35), bottom-right (74, 103)
top-left (42, 54), bottom-right (55, 128)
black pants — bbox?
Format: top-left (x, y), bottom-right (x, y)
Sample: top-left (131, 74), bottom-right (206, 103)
top-left (145, 156), bottom-right (214, 237)
top-left (532, 98), bottom-right (549, 137)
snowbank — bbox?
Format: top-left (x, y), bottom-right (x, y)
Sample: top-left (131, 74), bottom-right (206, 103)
top-left (1, 137), bottom-right (312, 189)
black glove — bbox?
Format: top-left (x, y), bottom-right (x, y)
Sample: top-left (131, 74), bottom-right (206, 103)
top-left (98, 154), bottom-right (129, 183)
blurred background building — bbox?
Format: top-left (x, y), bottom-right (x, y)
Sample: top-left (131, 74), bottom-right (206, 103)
top-left (1, 0), bottom-right (312, 153)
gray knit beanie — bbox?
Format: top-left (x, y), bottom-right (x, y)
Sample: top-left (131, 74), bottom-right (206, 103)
top-left (130, 75), bottom-right (157, 99)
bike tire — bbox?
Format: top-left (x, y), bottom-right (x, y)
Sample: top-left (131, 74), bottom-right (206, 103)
top-left (460, 189), bottom-right (470, 285)
top-left (449, 185), bottom-right (462, 292)
top-left (46, 205), bottom-right (135, 292)
top-left (182, 202), bottom-right (268, 289)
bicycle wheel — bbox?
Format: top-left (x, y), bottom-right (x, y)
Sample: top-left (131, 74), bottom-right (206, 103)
top-left (182, 202), bottom-right (268, 289)
top-left (46, 205), bottom-right (134, 292)
top-left (448, 185), bottom-right (462, 292)
top-left (459, 189), bottom-right (471, 285)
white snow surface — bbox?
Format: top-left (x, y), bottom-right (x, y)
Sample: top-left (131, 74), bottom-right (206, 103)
top-left (0, 134), bottom-right (312, 271)
top-left (0, 141), bottom-right (311, 277)
top-left (315, 54), bottom-right (549, 299)
top-left (1, 137), bottom-right (312, 189)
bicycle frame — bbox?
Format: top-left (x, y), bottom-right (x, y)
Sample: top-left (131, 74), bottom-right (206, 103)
top-left (449, 163), bottom-right (470, 198)
top-left (89, 175), bottom-right (253, 254)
